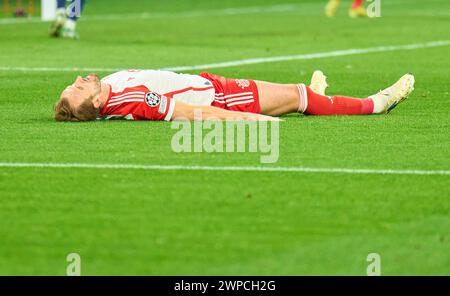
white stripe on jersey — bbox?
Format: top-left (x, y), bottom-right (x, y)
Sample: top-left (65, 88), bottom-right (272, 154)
top-left (225, 95), bottom-right (254, 103)
top-left (107, 98), bottom-right (144, 107)
top-left (164, 100), bottom-right (176, 121)
top-left (227, 99), bottom-right (255, 107)
top-left (109, 93), bottom-right (146, 104)
top-left (214, 92), bottom-right (254, 105)
top-left (109, 91), bottom-right (145, 102)
top-left (222, 92), bottom-right (253, 99)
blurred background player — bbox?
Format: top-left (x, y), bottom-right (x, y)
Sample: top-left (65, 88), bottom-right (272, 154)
top-left (2, 0), bottom-right (34, 18)
top-left (50, 0), bottom-right (85, 39)
top-left (326, 0), bottom-right (367, 18)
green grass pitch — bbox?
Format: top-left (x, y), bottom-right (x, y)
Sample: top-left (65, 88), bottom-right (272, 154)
top-left (0, 0), bottom-right (449, 275)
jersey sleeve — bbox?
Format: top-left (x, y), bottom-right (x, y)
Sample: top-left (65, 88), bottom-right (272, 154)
top-left (133, 93), bottom-right (176, 121)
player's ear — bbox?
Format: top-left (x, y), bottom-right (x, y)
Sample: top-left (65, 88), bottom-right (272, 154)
top-left (92, 95), bottom-right (102, 109)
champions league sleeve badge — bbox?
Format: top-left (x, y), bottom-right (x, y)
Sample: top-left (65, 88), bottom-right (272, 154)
top-left (145, 92), bottom-right (161, 107)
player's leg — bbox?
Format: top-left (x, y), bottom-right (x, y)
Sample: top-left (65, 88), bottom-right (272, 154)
top-left (352, 0), bottom-right (364, 8)
top-left (62, 0), bottom-right (86, 39)
top-left (325, 0), bottom-right (341, 17)
top-left (254, 81), bottom-right (300, 116)
top-left (49, 0), bottom-right (68, 37)
top-left (298, 84), bottom-right (375, 115)
top-left (256, 72), bottom-right (415, 116)
top-left (349, 0), bottom-right (367, 18)
top-left (305, 71), bottom-right (415, 114)
top-left (256, 80), bottom-right (374, 116)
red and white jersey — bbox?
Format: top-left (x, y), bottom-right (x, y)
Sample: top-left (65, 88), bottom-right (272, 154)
top-left (99, 70), bottom-right (215, 121)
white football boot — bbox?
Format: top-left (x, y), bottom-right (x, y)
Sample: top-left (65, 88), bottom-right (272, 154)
top-left (49, 8), bottom-right (66, 37)
top-left (61, 19), bottom-right (79, 39)
top-left (370, 74), bottom-right (415, 114)
top-left (309, 70), bottom-right (329, 95)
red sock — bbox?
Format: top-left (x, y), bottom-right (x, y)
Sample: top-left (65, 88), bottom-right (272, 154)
top-left (352, 0), bottom-right (363, 9)
top-left (297, 84), bottom-right (374, 115)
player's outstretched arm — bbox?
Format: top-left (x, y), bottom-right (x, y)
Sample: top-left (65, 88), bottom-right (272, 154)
top-left (171, 101), bottom-right (280, 121)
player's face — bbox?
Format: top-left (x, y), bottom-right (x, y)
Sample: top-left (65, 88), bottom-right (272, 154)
top-left (61, 74), bottom-right (101, 109)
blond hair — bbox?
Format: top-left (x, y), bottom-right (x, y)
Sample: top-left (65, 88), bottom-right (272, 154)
top-left (54, 96), bottom-right (99, 122)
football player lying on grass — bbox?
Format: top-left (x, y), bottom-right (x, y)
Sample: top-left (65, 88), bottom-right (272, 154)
top-left (54, 70), bottom-right (415, 122)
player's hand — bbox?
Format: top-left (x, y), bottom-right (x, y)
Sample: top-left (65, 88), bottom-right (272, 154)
top-left (240, 113), bottom-right (282, 121)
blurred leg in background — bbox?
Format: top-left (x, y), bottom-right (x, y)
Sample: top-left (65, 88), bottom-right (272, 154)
top-left (325, 0), bottom-right (367, 18)
top-left (2, 0), bottom-right (11, 16)
top-left (325, 0), bottom-right (341, 17)
top-left (348, 0), bottom-right (367, 18)
top-left (50, 0), bottom-right (86, 39)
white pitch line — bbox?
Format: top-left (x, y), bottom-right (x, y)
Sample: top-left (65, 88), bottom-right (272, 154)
top-left (0, 162), bottom-right (448, 176)
top-left (163, 40), bottom-right (450, 72)
top-left (1, 40), bottom-right (449, 73)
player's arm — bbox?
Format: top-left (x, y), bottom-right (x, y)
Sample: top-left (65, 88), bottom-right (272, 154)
top-left (171, 101), bottom-right (280, 121)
